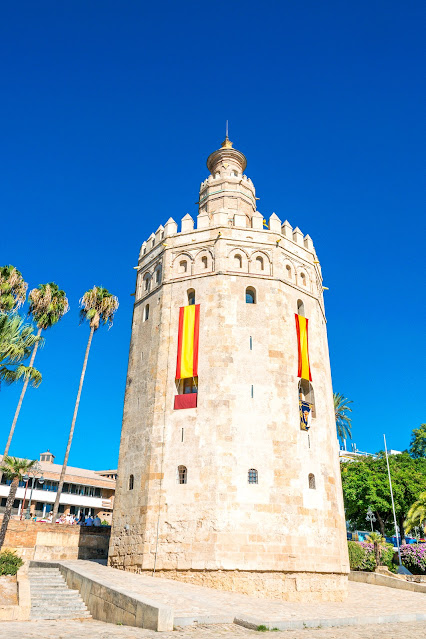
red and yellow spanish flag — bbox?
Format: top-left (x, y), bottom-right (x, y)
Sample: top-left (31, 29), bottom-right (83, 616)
top-left (295, 314), bottom-right (312, 381)
top-left (176, 305), bottom-right (200, 380)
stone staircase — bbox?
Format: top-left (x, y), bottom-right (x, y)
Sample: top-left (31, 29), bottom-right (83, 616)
top-left (28, 566), bottom-right (91, 620)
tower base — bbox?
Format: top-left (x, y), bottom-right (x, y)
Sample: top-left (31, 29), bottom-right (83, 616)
top-left (151, 570), bottom-right (348, 602)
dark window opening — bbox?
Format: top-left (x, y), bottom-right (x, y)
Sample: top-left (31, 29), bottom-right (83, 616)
top-left (178, 465), bottom-right (187, 484)
top-left (187, 289), bottom-right (195, 305)
top-left (129, 474), bottom-right (134, 490)
top-left (309, 473), bottom-right (316, 489)
top-left (248, 469), bottom-right (258, 484)
top-left (246, 287), bottom-right (256, 304)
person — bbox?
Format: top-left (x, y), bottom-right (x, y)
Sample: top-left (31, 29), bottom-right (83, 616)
top-left (85, 514), bottom-right (93, 526)
top-left (93, 515), bottom-right (101, 527)
top-left (77, 512), bottom-right (86, 526)
top-left (47, 512), bottom-right (53, 523)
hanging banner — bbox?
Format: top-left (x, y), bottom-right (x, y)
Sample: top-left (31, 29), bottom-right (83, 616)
top-left (176, 304), bottom-right (200, 380)
top-left (295, 314), bottom-right (312, 381)
top-left (300, 400), bottom-right (312, 431)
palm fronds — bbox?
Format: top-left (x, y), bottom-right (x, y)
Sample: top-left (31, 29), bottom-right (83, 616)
top-left (28, 282), bottom-right (69, 330)
top-left (79, 286), bottom-right (119, 330)
top-left (404, 492), bottom-right (426, 534)
top-left (334, 392), bottom-right (353, 442)
top-left (0, 266), bottom-right (28, 312)
top-left (0, 456), bottom-right (36, 481)
top-left (0, 314), bottom-right (43, 387)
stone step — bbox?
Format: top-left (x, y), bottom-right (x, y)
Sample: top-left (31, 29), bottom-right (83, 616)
top-left (31, 596), bottom-right (85, 604)
top-left (30, 611), bottom-right (92, 620)
top-left (31, 603), bottom-right (88, 611)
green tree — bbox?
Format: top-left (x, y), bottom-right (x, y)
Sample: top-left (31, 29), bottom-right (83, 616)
top-left (409, 424), bottom-right (426, 459)
top-left (52, 286), bottom-right (118, 519)
top-left (0, 265), bottom-right (27, 312)
top-left (334, 392), bottom-right (353, 443)
top-left (0, 456), bottom-right (36, 550)
top-left (404, 492), bottom-right (426, 534)
top-left (3, 283), bottom-right (69, 461)
top-left (0, 314), bottom-right (42, 387)
top-left (341, 452), bottom-right (426, 540)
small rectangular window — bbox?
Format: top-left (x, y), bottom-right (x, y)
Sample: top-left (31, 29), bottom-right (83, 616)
top-left (251, 385), bottom-right (254, 398)
top-left (250, 336), bottom-right (253, 351)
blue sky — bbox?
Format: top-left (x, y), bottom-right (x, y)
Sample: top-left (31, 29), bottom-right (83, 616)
top-left (0, 1), bottom-right (424, 470)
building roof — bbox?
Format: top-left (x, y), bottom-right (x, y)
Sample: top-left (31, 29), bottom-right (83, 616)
top-left (0, 455), bottom-right (115, 488)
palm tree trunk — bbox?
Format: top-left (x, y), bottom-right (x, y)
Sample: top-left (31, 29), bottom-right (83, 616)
top-left (52, 326), bottom-right (95, 520)
top-left (3, 327), bottom-right (42, 459)
top-left (0, 477), bottom-right (19, 551)
top-left (375, 511), bottom-right (385, 537)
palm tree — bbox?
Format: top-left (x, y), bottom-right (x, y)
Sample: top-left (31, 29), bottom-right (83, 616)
top-left (404, 492), bottom-right (426, 534)
top-left (3, 283), bottom-right (69, 462)
top-left (0, 456), bottom-right (36, 550)
top-left (0, 265), bottom-right (27, 312)
top-left (0, 314), bottom-right (42, 388)
top-left (52, 286), bottom-right (118, 519)
top-left (334, 392), bottom-right (353, 443)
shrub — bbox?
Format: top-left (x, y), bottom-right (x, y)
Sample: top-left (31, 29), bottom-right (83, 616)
top-left (348, 541), bottom-right (396, 572)
top-left (348, 541), bottom-right (364, 570)
top-left (400, 544), bottom-right (426, 575)
top-left (0, 550), bottom-right (23, 576)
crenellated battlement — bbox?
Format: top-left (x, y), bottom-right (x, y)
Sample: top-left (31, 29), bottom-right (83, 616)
top-left (138, 212), bottom-right (319, 263)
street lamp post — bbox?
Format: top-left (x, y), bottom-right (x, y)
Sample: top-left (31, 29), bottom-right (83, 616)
top-left (366, 507), bottom-right (376, 532)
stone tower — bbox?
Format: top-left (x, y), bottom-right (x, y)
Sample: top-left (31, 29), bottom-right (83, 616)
top-left (109, 136), bottom-right (349, 601)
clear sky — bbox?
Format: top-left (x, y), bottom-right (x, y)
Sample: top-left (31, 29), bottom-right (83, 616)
top-left (0, 1), bottom-right (424, 470)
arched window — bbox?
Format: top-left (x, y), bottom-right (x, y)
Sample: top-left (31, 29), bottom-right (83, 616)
top-left (300, 272), bottom-right (306, 287)
top-left (201, 256), bottom-right (208, 269)
top-left (299, 379), bottom-right (316, 418)
top-left (155, 266), bottom-right (162, 284)
top-left (179, 260), bottom-right (187, 274)
top-left (255, 256), bottom-right (264, 271)
top-left (248, 469), bottom-right (258, 484)
top-left (286, 265), bottom-right (292, 280)
top-left (144, 275), bottom-right (151, 292)
top-left (234, 254), bottom-right (242, 268)
top-left (187, 289), bottom-right (195, 305)
top-left (232, 170), bottom-right (238, 177)
top-left (151, 239), bottom-right (155, 248)
top-left (308, 473), bottom-right (316, 489)
top-left (297, 299), bottom-right (305, 316)
top-left (246, 287), bottom-right (256, 304)
top-left (144, 305), bottom-right (149, 321)
top-left (177, 465), bottom-right (187, 484)
top-left (129, 475), bottom-right (134, 490)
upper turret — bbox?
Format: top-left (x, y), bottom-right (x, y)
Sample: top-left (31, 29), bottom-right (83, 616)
top-left (198, 136), bottom-right (257, 223)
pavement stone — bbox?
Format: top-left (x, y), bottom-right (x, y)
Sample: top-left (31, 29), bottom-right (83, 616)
top-left (0, 619), bottom-right (425, 638)
top-left (58, 561), bottom-right (426, 629)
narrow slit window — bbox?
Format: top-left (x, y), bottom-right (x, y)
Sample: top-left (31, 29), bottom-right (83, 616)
top-left (187, 289), bottom-right (195, 305)
top-left (255, 256), bottom-right (264, 271)
top-left (250, 336), bottom-right (253, 351)
top-left (248, 469), bottom-right (258, 484)
top-left (129, 474), bottom-right (134, 490)
top-left (251, 384), bottom-right (254, 398)
top-left (297, 299), bottom-right (305, 316)
top-left (234, 254), bottom-right (242, 268)
top-left (144, 305), bottom-right (149, 321)
top-left (286, 265), bottom-right (292, 280)
top-left (308, 473), bottom-right (316, 489)
top-left (202, 256), bottom-right (208, 269)
top-left (177, 465), bottom-right (187, 484)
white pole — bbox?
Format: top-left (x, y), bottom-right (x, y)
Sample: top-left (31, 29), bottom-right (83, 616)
top-left (384, 434), bottom-right (402, 566)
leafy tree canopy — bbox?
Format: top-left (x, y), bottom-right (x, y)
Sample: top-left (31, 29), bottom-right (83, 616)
top-left (341, 452), bottom-right (426, 537)
top-left (410, 424), bottom-right (426, 459)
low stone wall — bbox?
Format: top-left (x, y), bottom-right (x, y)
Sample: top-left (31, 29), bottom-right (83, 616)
top-left (2, 519), bottom-right (110, 562)
top-left (349, 570), bottom-right (426, 593)
top-left (152, 570), bottom-right (348, 602)
top-left (29, 561), bottom-right (173, 631)
top-left (0, 565), bottom-right (31, 621)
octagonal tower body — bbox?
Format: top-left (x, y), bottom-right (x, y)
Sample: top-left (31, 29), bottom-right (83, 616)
top-left (109, 137), bottom-right (349, 601)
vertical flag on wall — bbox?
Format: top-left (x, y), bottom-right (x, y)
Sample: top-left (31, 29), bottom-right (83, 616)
top-left (295, 314), bottom-right (312, 381)
top-left (176, 305), bottom-right (200, 380)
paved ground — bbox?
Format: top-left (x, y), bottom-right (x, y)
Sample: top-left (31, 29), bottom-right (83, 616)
top-left (60, 561), bottom-right (426, 628)
top-left (0, 619), bottom-right (425, 638)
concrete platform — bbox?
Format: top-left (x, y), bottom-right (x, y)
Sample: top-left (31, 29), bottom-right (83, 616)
top-left (40, 560), bottom-right (426, 632)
